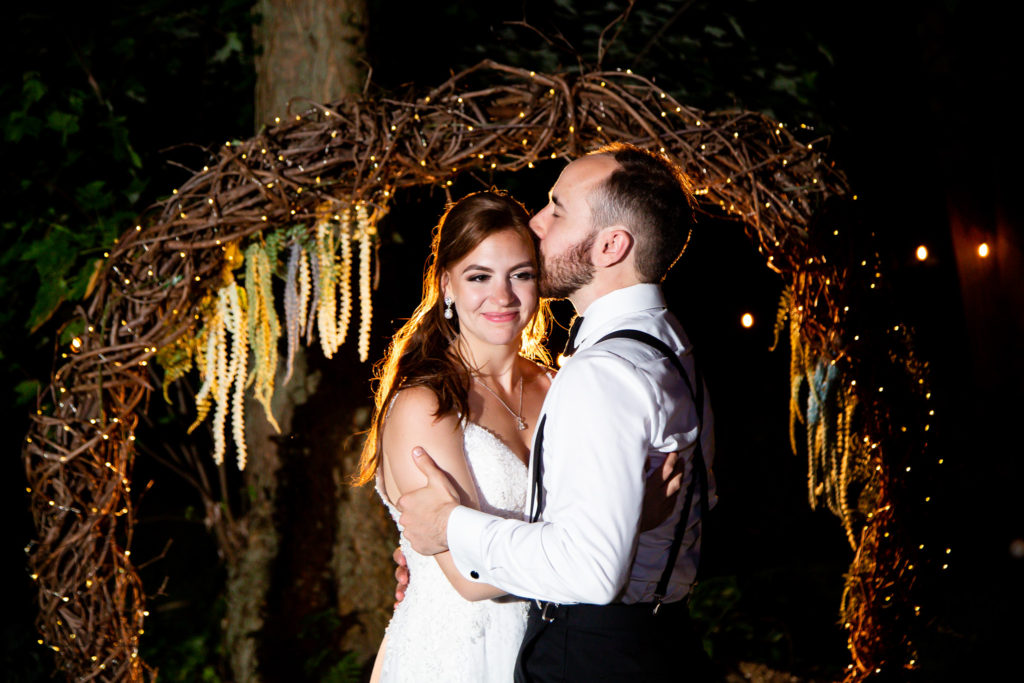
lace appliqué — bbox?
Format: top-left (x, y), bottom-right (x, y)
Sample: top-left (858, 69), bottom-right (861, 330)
top-left (376, 423), bottom-right (529, 682)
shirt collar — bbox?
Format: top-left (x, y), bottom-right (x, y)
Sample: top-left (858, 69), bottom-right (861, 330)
top-left (573, 283), bottom-right (666, 351)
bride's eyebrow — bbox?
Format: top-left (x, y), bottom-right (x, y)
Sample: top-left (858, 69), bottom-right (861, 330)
top-left (460, 261), bottom-right (534, 274)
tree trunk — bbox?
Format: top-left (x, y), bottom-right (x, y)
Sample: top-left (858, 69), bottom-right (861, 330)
top-left (225, 352), bottom-right (322, 682)
top-left (219, 3), bottom-right (371, 681)
top-left (254, 0), bottom-right (367, 127)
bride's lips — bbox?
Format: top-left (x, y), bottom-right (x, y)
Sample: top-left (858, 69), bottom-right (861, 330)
top-left (482, 311), bottom-right (518, 323)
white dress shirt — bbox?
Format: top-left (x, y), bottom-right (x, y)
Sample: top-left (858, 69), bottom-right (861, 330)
top-left (447, 283), bottom-right (716, 605)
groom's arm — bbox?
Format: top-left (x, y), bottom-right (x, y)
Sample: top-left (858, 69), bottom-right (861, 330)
top-left (397, 435), bottom-right (681, 571)
top-left (448, 353), bottom-right (654, 604)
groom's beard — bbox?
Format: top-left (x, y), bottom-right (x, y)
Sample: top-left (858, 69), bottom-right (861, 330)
top-left (539, 231), bottom-right (597, 299)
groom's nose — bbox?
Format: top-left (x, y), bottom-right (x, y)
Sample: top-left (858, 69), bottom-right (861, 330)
top-left (528, 208), bottom-right (548, 238)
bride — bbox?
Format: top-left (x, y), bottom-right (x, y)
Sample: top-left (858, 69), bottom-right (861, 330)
top-left (355, 190), bottom-right (553, 682)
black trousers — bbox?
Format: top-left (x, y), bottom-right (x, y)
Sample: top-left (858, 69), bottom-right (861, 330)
top-left (513, 600), bottom-right (717, 683)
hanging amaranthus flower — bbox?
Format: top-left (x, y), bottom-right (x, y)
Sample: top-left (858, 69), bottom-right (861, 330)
top-left (225, 283), bottom-right (249, 470)
top-left (298, 244), bottom-right (311, 333)
top-left (245, 242), bottom-right (281, 433)
top-left (837, 388), bottom-right (860, 549)
top-left (283, 242), bottom-right (302, 385)
top-left (211, 289), bottom-right (231, 466)
top-left (189, 294), bottom-right (222, 438)
top-left (356, 202), bottom-right (374, 362)
top-left (157, 333), bottom-right (195, 403)
top-left (337, 206), bottom-right (353, 347)
top-left (315, 204), bottom-right (338, 358)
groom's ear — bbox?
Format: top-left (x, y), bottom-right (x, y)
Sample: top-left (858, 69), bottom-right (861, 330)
top-left (591, 226), bottom-right (634, 268)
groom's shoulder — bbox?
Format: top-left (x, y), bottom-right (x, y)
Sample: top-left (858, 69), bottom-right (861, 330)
top-left (560, 338), bottom-right (652, 388)
top-left (589, 311), bottom-right (687, 358)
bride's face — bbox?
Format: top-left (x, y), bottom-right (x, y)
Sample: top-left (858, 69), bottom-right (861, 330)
top-left (442, 229), bottom-right (539, 349)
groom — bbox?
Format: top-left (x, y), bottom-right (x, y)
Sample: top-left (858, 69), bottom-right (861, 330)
top-left (398, 143), bottom-right (716, 681)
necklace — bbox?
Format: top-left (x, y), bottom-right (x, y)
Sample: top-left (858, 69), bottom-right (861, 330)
top-left (474, 375), bottom-right (526, 430)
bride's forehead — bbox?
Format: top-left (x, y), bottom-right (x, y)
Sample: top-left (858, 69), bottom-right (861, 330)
top-left (459, 230), bottom-right (535, 261)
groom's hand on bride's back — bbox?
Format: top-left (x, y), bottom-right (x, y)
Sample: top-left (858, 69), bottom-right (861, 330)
top-left (397, 447), bottom-right (462, 556)
top-left (640, 451), bottom-right (685, 532)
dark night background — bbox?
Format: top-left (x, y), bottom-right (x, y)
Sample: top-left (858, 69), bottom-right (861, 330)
top-left (3, 1), bottom-right (1021, 680)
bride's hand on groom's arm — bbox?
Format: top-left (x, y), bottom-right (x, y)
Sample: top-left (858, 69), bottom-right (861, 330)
top-left (640, 451), bottom-right (685, 533)
top-left (393, 547), bottom-right (409, 608)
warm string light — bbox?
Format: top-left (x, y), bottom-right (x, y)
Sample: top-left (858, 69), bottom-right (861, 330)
top-left (771, 213), bottom-right (939, 678)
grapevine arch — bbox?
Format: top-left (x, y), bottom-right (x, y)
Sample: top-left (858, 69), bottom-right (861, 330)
top-left (23, 60), bottom-right (925, 681)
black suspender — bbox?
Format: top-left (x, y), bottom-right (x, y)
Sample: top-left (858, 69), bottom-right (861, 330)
top-left (596, 330), bottom-right (708, 608)
top-left (528, 415), bottom-right (547, 523)
top-left (528, 329), bottom-right (709, 604)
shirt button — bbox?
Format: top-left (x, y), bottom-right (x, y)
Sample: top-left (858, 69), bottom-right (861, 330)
top-left (470, 570), bottom-right (480, 580)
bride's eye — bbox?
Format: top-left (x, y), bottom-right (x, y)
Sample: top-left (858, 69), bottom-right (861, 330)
top-left (512, 271), bottom-right (535, 280)
top-left (467, 274), bottom-right (490, 282)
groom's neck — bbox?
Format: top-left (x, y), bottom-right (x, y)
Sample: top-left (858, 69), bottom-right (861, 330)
top-left (569, 271), bottom-right (643, 316)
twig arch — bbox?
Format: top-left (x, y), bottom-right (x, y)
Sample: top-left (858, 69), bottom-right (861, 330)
top-left (23, 60), bottom-right (924, 681)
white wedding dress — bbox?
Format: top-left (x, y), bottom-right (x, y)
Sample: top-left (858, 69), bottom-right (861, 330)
top-left (377, 422), bottom-right (530, 682)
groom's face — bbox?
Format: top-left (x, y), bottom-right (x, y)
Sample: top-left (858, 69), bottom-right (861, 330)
top-left (529, 155), bottom-right (618, 298)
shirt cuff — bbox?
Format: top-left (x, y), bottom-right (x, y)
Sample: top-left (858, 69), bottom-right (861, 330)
top-left (447, 505), bottom-right (496, 582)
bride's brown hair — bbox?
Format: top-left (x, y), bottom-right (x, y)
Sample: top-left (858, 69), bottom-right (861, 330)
top-left (353, 191), bottom-right (551, 486)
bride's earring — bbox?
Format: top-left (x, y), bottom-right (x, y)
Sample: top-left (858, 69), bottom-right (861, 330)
top-left (444, 296), bottom-right (454, 320)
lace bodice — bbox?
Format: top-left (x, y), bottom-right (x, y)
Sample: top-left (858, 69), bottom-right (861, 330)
top-left (377, 422), bottom-right (530, 682)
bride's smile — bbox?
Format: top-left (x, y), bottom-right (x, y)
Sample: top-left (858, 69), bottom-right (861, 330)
top-left (442, 228), bottom-right (539, 349)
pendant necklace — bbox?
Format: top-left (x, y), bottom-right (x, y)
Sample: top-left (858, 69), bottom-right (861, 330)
top-left (474, 374), bottom-right (526, 430)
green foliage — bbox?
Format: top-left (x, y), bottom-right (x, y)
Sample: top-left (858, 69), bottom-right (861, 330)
top-left (690, 575), bottom-right (789, 664)
top-left (369, 0), bottom-right (838, 127)
top-left (297, 610), bottom-right (365, 683)
top-left (319, 653), bottom-right (363, 683)
top-left (0, 2), bottom-right (256, 408)
top-left (142, 595), bottom-right (227, 682)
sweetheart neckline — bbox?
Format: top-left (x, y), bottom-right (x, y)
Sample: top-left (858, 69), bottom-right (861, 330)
top-left (463, 421), bottom-right (529, 469)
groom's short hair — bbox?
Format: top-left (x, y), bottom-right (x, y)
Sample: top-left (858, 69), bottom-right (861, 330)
top-left (587, 143), bottom-right (696, 283)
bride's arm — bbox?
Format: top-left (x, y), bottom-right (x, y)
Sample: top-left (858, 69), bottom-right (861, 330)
top-left (369, 634), bottom-right (386, 683)
top-left (382, 387), bottom-right (506, 601)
